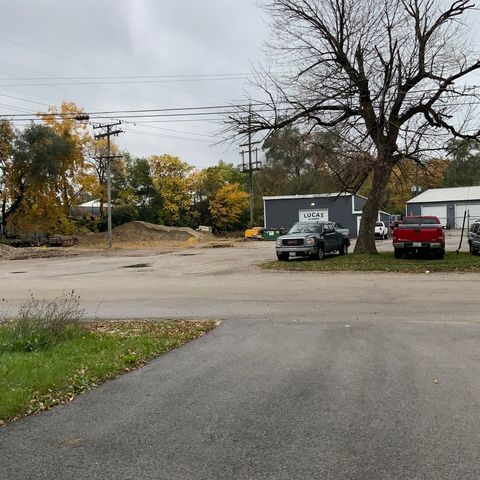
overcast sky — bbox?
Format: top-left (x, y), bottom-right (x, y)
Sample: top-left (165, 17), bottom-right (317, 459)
top-left (1, 1), bottom-right (480, 170)
top-left (0, 0), bottom-right (268, 169)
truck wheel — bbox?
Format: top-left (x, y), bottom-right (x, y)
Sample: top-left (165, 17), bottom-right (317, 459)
top-left (338, 241), bottom-right (348, 256)
top-left (394, 248), bottom-right (403, 259)
top-left (277, 252), bottom-right (289, 261)
top-left (470, 244), bottom-right (477, 255)
top-left (310, 246), bottom-right (322, 260)
top-left (435, 249), bottom-right (445, 260)
top-left (312, 246), bottom-right (325, 260)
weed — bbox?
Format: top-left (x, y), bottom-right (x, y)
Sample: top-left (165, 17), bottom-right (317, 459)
top-left (0, 291), bottom-right (85, 353)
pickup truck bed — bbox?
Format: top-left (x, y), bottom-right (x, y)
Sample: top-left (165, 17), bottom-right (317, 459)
top-left (392, 216), bottom-right (445, 259)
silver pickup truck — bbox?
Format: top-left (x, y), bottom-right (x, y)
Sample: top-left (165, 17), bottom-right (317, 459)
top-left (275, 221), bottom-right (350, 260)
top-left (468, 220), bottom-right (480, 255)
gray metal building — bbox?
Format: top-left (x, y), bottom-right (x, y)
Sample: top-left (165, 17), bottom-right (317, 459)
top-left (263, 193), bottom-right (390, 238)
top-left (406, 186), bottom-right (480, 229)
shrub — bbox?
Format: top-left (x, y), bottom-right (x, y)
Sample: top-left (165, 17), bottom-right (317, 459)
top-left (0, 291), bottom-right (85, 353)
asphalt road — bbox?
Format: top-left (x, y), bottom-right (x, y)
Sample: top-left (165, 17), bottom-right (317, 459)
top-left (1, 242), bottom-right (480, 479)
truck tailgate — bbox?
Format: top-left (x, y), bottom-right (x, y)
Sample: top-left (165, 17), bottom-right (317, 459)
top-left (394, 225), bottom-right (443, 242)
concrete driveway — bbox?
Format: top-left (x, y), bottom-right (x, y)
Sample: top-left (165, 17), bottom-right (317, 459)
top-left (1, 242), bottom-right (480, 479)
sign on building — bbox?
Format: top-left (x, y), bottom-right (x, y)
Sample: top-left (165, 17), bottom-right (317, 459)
top-left (298, 209), bottom-right (329, 222)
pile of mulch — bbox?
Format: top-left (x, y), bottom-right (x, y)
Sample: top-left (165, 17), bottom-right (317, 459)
top-left (77, 221), bottom-right (216, 248)
top-left (113, 221), bottom-right (215, 242)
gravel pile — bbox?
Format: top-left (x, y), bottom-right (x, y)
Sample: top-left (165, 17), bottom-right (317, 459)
top-left (0, 243), bottom-right (15, 258)
top-left (112, 221), bottom-right (215, 242)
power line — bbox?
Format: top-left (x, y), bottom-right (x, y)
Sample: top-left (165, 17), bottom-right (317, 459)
top-left (0, 111), bottom-right (250, 122)
top-left (0, 73), bottom-right (252, 81)
top-left (0, 91), bottom-right (53, 108)
top-left (125, 129), bottom-right (213, 143)
top-left (0, 38), bottom-right (247, 103)
top-left (0, 78), bottom-right (252, 87)
top-left (0, 36), bottom-right (121, 76)
top-left (0, 103), bottom-right (259, 118)
top-left (130, 122), bottom-right (215, 138)
top-left (0, 60), bottom-right (154, 111)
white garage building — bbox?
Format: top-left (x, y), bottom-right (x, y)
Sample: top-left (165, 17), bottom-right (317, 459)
top-left (406, 186), bottom-right (480, 229)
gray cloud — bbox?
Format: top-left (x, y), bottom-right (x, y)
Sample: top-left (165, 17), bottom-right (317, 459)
top-left (0, 0), bottom-right (268, 168)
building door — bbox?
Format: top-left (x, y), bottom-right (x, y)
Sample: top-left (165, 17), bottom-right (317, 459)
top-left (421, 205), bottom-right (447, 226)
top-left (455, 203), bottom-right (480, 228)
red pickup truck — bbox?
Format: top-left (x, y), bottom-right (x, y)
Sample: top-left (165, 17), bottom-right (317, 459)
top-left (392, 216), bottom-right (445, 259)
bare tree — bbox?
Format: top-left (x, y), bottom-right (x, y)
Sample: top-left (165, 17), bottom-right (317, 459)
top-left (230, 0), bottom-right (480, 253)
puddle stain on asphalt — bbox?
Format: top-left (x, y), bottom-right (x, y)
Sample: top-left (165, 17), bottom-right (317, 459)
top-left (122, 263), bottom-right (152, 269)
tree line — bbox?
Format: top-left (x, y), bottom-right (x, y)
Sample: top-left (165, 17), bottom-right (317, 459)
top-left (1, 102), bottom-right (478, 239)
top-left (0, 103), bottom-right (250, 237)
top-left (252, 126), bottom-right (480, 222)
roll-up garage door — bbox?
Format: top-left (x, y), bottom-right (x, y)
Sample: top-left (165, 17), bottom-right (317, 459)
top-left (421, 205), bottom-right (447, 226)
top-left (455, 203), bottom-right (480, 227)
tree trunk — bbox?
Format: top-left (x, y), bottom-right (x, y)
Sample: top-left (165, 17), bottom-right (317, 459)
top-left (354, 156), bottom-right (393, 254)
top-left (62, 181), bottom-right (70, 216)
top-left (2, 182), bottom-right (26, 235)
top-left (1, 197), bottom-right (5, 237)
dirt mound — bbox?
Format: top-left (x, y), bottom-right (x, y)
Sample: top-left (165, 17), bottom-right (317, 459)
top-left (112, 221), bottom-right (215, 243)
top-left (0, 243), bottom-right (15, 258)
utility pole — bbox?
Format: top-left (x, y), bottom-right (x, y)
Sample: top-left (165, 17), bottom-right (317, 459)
top-left (93, 121), bottom-right (123, 249)
top-left (238, 105), bottom-right (262, 226)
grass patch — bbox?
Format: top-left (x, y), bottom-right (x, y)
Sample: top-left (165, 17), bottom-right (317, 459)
top-left (0, 320), bottom-right (217, 424)
top-left (1, 291), bottom-right (84, 353)
top-left (262, 251), bottom-right (480, 273)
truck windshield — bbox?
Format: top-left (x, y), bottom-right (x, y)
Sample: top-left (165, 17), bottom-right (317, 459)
top-left (403, 218), bottom-right (438, 225)
top-left (375, 222), bottom-right (383, 227)
top-left (289, 223), bottom-right (323, 234)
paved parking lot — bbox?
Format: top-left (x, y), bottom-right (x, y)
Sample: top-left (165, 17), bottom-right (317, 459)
top-left (0, 239), bottom-right (475, 320)
top-left (1, 241), bottom-right (480, 479)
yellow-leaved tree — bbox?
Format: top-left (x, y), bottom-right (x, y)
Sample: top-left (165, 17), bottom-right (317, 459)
top-left (357, 157), bottom-right (449, 215)
top-left (209, 184), bottom-right (249, 231)
top-left (39, 102), bottom-right (96, 213)
top-left (5, 123), bottom-right (76, 236)
top-left (149, 154), bottom-right (194, 225)
top-left (384, 158), bottom-right (449, 214)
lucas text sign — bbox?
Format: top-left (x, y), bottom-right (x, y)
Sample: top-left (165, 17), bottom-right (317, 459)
top-left (298, 209), bottom-right (328, 222)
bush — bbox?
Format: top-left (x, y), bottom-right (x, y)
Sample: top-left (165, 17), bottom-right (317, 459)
top-left (0, 291), bottom-right (85, 353)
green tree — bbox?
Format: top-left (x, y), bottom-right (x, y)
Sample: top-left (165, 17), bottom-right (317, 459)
top-left (112, 155), bottom-right (162, 225)
top-left (199, 161), bottom-right (245, 198)
top-left (0, 120), bottom-right (15, 235)
top-left (260, 127), bottom-right (339, 196)
top-left (192, 161), bottom-right (249, 228)
top-left (5, 124), bottom-right (75, 236)
top-left (443, 139), bottom-right (480, 187)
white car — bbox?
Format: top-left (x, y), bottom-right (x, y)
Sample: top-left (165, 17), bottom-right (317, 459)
top-left (375, 221), bottom-right (389, 239)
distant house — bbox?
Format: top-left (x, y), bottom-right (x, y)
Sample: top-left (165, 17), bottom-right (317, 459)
top-left (406, 186), bottom-right (480, 228)
top-left (73, 199), bottom-right (109, 217)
